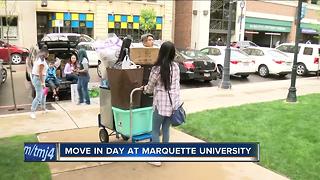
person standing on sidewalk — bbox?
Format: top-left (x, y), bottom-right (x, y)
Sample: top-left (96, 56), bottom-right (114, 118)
top-left (30, 47), bottom-right (49, 119)
top-left (143, 41), bottom-right (180, 166)
top-left (144, 42), bottom-right (180, 139)
top-left (76, 49), bottom-right (90, 105)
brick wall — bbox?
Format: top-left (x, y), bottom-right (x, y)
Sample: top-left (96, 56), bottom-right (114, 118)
top-left (174, 0), bottom-right (193, 49)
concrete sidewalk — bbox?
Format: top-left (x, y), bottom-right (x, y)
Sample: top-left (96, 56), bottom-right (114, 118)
top-left (38, 127), bottom-right (288, 180)
top-left (1, 77), bottom-right (319, 179)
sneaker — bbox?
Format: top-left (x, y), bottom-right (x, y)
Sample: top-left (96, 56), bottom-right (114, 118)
top-left (54, 96), bottom-right (59, 101)
top-left (147, 162), bottom-right (162, 167)
top-left (30, 112), bottom-right (36, 119)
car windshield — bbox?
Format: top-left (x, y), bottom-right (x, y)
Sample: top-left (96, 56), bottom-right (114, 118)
top-left (42, 35), bottom-right (72, 41)
top-left (267, 50), bottom-right (288, 59)
top-left (249, 42), bottom-right (258, 47)
top-left (77, 44), bottom-right (95, 51)
top-left (231, 49), bottom-right (249, 58)
top-left (180, 50), bottom-right (208, 59)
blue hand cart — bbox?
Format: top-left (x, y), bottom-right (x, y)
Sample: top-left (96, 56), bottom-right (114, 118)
top-left (98, 87), bottom-right (153, 143)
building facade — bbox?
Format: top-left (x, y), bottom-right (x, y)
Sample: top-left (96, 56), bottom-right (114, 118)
top-left (245, 0), bottom-right (320, 47)
top-left (174, 0), bottom-right (320, 50)
top-left (0, 0), bottom-right (174, 48)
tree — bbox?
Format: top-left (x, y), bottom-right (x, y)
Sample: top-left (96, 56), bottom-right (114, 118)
top-left (140, 8), bottom-right (156, 34)
top-left (4, 0), bottom-right (20, 111)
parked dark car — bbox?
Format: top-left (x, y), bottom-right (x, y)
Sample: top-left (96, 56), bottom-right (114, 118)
top-left (0, 40), bottom-right (29, 64)
top-left (0, 60), bottom-right (7, 85)
top-left (26, 37), bottom-right (80, 100)
top-left (175, 49), bottom-right (217, 82)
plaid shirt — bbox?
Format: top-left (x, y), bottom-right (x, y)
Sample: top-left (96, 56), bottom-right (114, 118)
top-left (145, 62), bottom-right (180, 117)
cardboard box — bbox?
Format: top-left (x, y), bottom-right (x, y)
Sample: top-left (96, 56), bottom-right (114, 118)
top-left (130, 47), bottom-right (159, 65)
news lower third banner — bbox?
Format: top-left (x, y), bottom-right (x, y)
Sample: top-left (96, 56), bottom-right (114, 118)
top-left (24, 143), bottom-right (259, 162)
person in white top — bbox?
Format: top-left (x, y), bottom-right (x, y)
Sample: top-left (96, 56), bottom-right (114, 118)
top-left (30, 47), bottom-right (49, 119)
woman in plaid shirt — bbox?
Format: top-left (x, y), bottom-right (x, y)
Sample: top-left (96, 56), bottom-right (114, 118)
top-left (144, 41), bottom-right (181, 144)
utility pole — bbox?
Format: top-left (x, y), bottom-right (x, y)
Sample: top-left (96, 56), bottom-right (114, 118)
top-left (286, 0), bottom-right (303, 102)
top-left (220, 0), bottom-right (233, 89)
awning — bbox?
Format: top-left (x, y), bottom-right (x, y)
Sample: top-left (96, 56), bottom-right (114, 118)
top-left (301, 29), bottom-right (317, 34)
top-left (301, 23), bottom-right (319, 34)
top-left (245, 17), bottom-right (292, 33)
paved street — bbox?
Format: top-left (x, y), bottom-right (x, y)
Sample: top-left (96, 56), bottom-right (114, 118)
top-left (0, 64), bottom-right (319, 108)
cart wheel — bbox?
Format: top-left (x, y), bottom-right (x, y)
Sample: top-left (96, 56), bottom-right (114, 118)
top-left (99, 128), bottom-right (109, 143)
top-left (121, 134), bottom-right (129, 141)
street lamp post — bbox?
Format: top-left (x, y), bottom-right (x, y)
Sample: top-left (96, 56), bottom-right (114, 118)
top-left (286, 0), bottom-right (303, 102)
top-left (238, 0), bottom-right (245, 42)
top-left (220, 0), bottom-right (234, 89)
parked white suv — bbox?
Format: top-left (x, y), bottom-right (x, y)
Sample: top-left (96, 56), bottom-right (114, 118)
top-left (276, 43), bottom-right (320, 76)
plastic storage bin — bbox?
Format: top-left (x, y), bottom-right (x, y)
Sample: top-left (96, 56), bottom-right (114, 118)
top-left (112, 106), bottom-right (153, 137)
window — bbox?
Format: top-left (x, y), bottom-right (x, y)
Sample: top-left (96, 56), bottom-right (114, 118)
top-left (303, 47), bottom-right (313, 55)
top-left (311, 0), bottom-right (318, 4)
top-left (268, 50), bottom-right (289, 59)
top-left (255, 50), bottom-right (264, 56)
top-left (210, 48), bottom-right (221, 56)
top-left (0, 16), bottom-right (18, 39)
top-left (243, 49), bottom-right (263, 56)
top-left (200, 48), bottom-right (209, 55)
top-left (231, 49), bottom-right (249, 58)
top-left (276, 45), bottom-right (301, 54)
top-left (242, 49), bottom-right (252, 55)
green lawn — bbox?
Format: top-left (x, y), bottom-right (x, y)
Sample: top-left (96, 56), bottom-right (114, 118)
top-left (179, 93), bottom-right (320, 180)
top-left (0, 134), bottom-right (51, 180)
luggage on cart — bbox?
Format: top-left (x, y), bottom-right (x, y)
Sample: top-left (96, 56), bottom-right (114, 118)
top-left (99, 86), bottom-right (114, 130)
top-left (107, 67), bottom-right (144, 109)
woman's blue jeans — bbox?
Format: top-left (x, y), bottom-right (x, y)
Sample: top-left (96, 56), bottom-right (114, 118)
top-left (152, 108), bottom-right (171, 143)
top-left (31, 75), bottom-right (46, 112)
top-left (77, 75), bottom-right (90, 104)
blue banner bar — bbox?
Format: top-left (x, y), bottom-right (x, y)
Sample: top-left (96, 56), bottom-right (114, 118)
top-left (24, 143), bottom-right (57, 162)
top-left (59, 143), bottom-right (259, 162)
top-left (24, 143), bottom-right (259, 162)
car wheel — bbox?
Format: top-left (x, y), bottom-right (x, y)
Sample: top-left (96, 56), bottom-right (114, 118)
top-left (297, 63), bottom-right (308, 76)
top-left (258, 65), bottom-right (269, 77)
top-left (217, 65), bottom-right (223, 79)
top-left (241, 74), bottom-right (249, 78)
top-left (97, 60), bottom-right (102, 78)
top-left (1, 68), bottom-right (7, 84)
top-left (11, 53), bottom-right (22, 65)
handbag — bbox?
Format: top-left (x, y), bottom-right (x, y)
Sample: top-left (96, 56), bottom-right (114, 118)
top-left (168, 91), bottom-right (186, 127)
